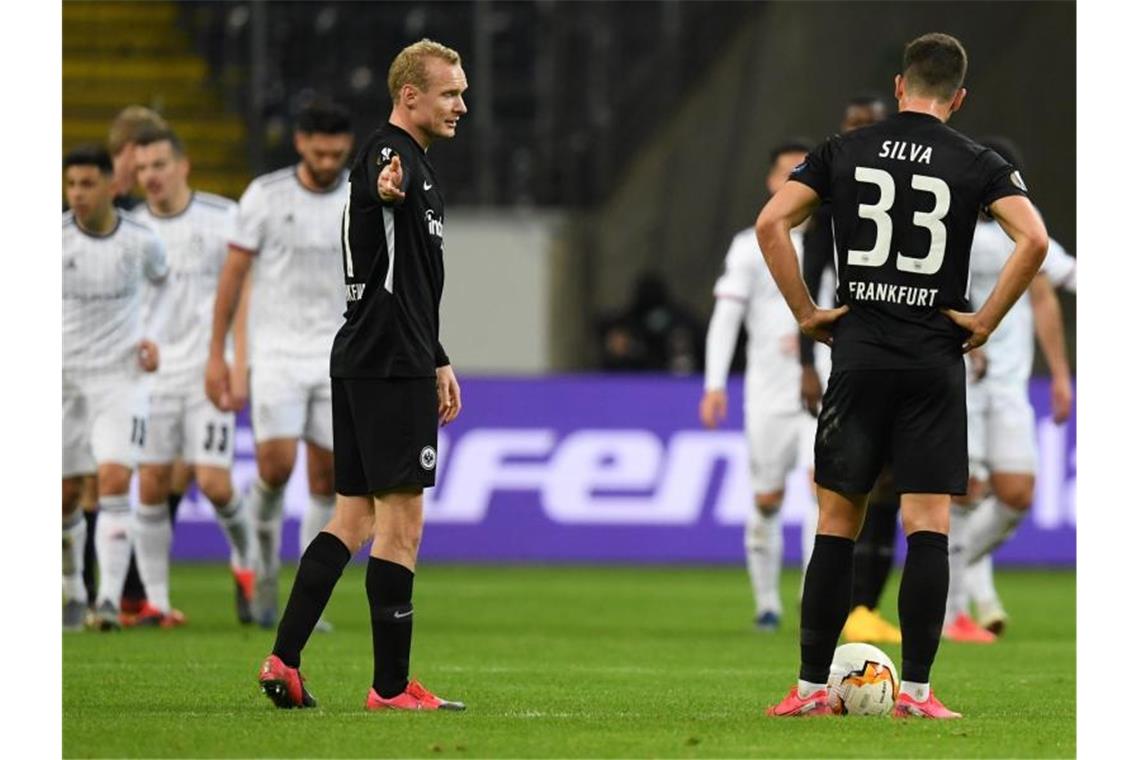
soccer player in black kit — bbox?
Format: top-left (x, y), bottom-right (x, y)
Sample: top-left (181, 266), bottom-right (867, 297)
top-left (257, 39), bottom-right (467, 712)
top-left (757, 33), bottom-right (1048, 718)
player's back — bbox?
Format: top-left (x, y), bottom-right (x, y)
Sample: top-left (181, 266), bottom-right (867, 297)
top-left (792, 111), bottom-right (1026, 370)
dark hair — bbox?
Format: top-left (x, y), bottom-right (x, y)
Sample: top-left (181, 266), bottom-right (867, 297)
top-left (133, 126), bottom-right (186, 157)
top-left (769, 138), bottom-right (813, 166)
top-left (295, 99), bottom-right (352, 135)
top-left (902, 33), bottom-right (968, 101)
top-left (64, 144), bottom-right (113, 175)
top-left (979, 136), bottom-right (1025, 171)
top-left (846, 92), bottom-right (888, 109)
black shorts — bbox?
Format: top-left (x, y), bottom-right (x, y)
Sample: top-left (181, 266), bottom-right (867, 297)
top-left (814, 363), bottom-right (967, 495)
top-left (331, 377), bottom-right (438, 496)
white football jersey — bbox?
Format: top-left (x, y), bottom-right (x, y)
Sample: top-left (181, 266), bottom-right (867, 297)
top-left (968, 220), bottom-right (1076, 384)
top-left (712, 226), bottom-right (829, 414)
top-left (133, 192), bottom-right (238, 394)
top-left (231, 167), bottom-right (349, 367)
top-left (63, 211), bottom-right (168, 379)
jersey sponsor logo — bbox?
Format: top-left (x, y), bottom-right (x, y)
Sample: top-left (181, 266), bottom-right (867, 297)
top-left (423, 181), bottom-right (433, 191)
top-left (425, 209), bottom-right (444, 238)
top-left (346, 282), bottom-right (366, 302)
top-left (877, 140), bottom-right (933, 165)
top-left (1010, 170), bottom-right (1028, 192)
top-left (420, 445), bottom-right (437, 471)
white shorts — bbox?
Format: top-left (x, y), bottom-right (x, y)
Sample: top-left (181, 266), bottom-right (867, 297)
top-left (250, 359), bottom-right (334, 450)
top-left (744, 408), bottom-right (816, 494)
top-left (141, 387), bottom-right (236, 468)
top-left (62, 375), bottom-right (149, 478)
top-left (967, 377), bottom-right (1037, 477)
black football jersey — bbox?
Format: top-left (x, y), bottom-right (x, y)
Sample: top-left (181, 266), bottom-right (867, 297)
top-left (330, 123), bottom-right (450, 378)
top-left (789, 111), bottom-right (1029, 370)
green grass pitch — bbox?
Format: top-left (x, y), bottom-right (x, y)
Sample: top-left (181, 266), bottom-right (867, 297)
top-left (63, 564), bottom-right (1074, 758)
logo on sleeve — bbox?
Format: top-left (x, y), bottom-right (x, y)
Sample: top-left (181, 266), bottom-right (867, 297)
top-left (378, 147), bottom-right (394, 165)
top-left (425, 209), bottom-right (444, 238)
top-left (1010, 170), bottom-right (1028, 192)
top-left (419, 446), bottom-right (437, 471)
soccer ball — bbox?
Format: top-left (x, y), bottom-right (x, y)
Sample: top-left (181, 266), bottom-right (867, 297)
top-left (827, 642), bottom-right (899, 716)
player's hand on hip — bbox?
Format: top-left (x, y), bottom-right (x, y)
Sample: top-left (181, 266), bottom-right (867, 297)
top-left (941, 309), bottom-right (993, 352)
top-left (699, 389), bottom-right (727, 429)
top-left (378, 154), bottom-right (405, 203)
top-left (800, 367), bottom-right (823, 417)
top-left (1051, 373), bottom-right (1073, 424)
top-left (137, 340), bottom-right (159, 373)
top-left (205, 353), bottom-right (234, 411)
top-left (436, 364), bottom-right (462, 426)
top-left (798, 305), bottom-right (849, 346)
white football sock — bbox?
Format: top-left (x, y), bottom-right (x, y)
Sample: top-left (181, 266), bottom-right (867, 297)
top-left (800, 496), bottom-right (818, 575)
top-left (945, 503), bottom-right (971, 624)
top-left (95, 495), bottom-right (133, 607)
top-left (133, 501), bottom-right (173, 613)
top-left (966, 496), bottom-right (1026, 563)
top-left (62, 509), bottom-right (88, 604)
top-left (214, 494), bottom-right (252, 570)
top-left (744, 503), bottom-right (783, 615)
top-left (299, 493), bottom-right (334, 555)
top-left (798, 679), bottom-right (827, 698)
top-left (900, 681), bottom-right (930, 702)
top-left (247, 478), bottom-right (285, 577)
top-left (967, 553), bottom-right (999, 607)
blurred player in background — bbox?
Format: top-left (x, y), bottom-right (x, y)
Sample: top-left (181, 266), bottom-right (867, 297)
top-left (944, 137), bottom-right (1075, 641)
top-left (700, 139), bottom-right (819, 631)
top-left (258, 38), bottom-right (466, 712)
top-left (758, 33), bottom-right (1048, 718)
top-left (206, 100), bottom-right (353, 630)
top-left (62, 145), bottom-right (170, 631)
top-left (799, 93), bottom-right (903, 645)
top-left (132, 127), bottom-right (255, 627)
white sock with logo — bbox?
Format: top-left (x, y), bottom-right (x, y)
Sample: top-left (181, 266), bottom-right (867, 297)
top-left (945, 503), bottom-right (971, 625)
top-left (63, 509), bottom-right (88, 604)
top-left (299, 494), bottom-right (335, 554)
top-left (900, 681), bottom-right (930, 702)
top-left (966, 496), bottom-right (1025, 563)
top-left (798, 679), bottom-right (827, 698)
top-left (745, 502), bottom-right (783, 615)
top-left (967, 553), bottom-right (1000, 608)
top-left (215, 494), bottom-right (252, 570)
top-left (133, 501), bottom-right (173, 613)
top-left (95, 494), bottom-right (133, 607)
top-left (247, 478), bottom-right (285, 578)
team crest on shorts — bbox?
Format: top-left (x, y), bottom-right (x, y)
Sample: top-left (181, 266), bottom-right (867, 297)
top-left (419, 446), bottom-right (437, 471)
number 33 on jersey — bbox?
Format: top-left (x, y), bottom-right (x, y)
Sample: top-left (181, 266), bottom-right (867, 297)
top-left (788, 111), bottom-right (1029, 370)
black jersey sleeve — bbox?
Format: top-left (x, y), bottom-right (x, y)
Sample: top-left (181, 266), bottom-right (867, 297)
top-left (977, 149), bottom-right (1030, 210)
top-left (435, 341), bottom-right (450, 368)
top-left (365, 140), bottom-right (415, 205)
top-left (787, 137), bottom-right (836, 200)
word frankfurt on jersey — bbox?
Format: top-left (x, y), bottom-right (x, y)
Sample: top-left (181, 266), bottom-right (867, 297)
top-left (878, 140), bottom-right (933, 164)
top-left (847, 280), bottom-right (939, 306)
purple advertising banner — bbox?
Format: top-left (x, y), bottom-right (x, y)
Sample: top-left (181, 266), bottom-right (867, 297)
top-left (169, 375), bottom-right (1075, 565)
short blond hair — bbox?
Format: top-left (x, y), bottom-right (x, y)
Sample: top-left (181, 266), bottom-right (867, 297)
top-left (387, 38), bottom-right (461, 103)
top-left (108, 105), bottom-right (169, 156)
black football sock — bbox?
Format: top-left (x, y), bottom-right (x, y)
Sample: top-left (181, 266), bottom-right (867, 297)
top-left (851, 497), bottom-right (900, 610)
top-left (367, 557), bottom-right (415, 698)
top-left (167, 491), bottom-right (184, 525)
top-left (82, 510), bottom-right (98, 606)
top-left (898, 531), bottom-right (949, 684)
top-left (272, 532), bottom-right (351, 668)
top-left (799, 534), bottom-right (855, 684)
top-left (122, 550), bottom-right (146, 601)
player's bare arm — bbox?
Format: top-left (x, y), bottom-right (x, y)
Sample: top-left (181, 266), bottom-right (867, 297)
top-left (943, 195), bottom-right (1048, 351)
top-left (205, 245), bottom-right (254, 411)
top-left (378, 154), bottom-right (405, 203)
top-left (755, 182), bottom-right (849, 344)
top-left (1028, 273), bottom-right (1072, 423)
top-left (229, 274), bottom-right (253, 411)
top-left (436, 364), bottom-right (462, 425)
